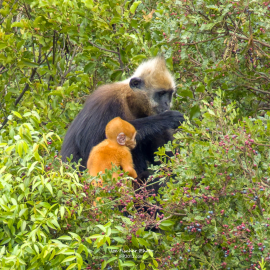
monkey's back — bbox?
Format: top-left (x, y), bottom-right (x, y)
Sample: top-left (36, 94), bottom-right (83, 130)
top-left (87, 139), bottom-right (132, 176)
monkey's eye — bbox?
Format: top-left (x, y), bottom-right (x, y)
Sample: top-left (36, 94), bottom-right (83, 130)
top-left (158, 91), bottom-right (166, 97)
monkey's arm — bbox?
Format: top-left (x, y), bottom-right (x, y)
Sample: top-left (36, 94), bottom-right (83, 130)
top-left (129, 111), bottom-right (184, 143)
top-left (121, 152), bottom-right (137, 178)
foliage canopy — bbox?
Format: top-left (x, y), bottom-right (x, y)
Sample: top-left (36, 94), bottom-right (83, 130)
top-left (1, 0), bottom-right (270, 269)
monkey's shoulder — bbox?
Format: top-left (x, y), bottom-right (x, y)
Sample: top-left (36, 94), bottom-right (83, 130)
top-left (88, 82), bottom-right (133, 99)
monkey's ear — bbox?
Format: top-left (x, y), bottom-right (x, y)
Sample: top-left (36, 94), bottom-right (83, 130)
top-left (117, 132), bottom-right (126, 146)
top-left (129, 77), bottom-right (145, 90)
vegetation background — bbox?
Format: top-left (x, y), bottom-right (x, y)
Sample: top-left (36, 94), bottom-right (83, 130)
top-left (0, 0), bottom-right (270, 269)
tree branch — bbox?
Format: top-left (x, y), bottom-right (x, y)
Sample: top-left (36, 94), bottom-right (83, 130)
top-left (242, 84), bottom-right (270, 95)
top-left (229, 32), bottom-right (270, 48)
top-left (88, 40), bottom-right (119, 54)
top-left (15, 68), bottom-right (37, 106)
top-left (176, 34), bottom-right (226, 46)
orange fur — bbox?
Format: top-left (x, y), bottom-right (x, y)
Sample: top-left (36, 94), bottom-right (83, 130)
top-left (87, 117), bottom-right (137, 186)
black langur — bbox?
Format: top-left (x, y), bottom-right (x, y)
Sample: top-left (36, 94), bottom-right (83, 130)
top-left (61, 56), bottom-right (184, 181)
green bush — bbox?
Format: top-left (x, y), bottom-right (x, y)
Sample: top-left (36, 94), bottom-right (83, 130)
top-left (1, 0), bottom-right (270, 269)
top-left (1, 93), bottom-right (270, 269)
top-left (149, 91), bottom-right (270, 269)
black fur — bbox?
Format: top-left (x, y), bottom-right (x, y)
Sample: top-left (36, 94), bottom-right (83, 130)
top-left (61, 86), bottom-right (184, 174)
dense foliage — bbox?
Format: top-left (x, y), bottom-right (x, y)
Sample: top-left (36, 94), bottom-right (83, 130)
top-left (1, 0), bottom-right (270, 269)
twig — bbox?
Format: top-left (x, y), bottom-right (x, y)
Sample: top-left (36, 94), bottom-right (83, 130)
top-left (88, 40), bottom-right (119, 54)
top-left (229, 32), bottom-right (270, 48)
top-left (177, 34), bottom-right (226, 46)
top-left (188, 55), bottom-right (201, 66)
top-left (0, 67), bottom-right (37, 131)
top-left (195, 44), bottom-right (204, 63)
top-left (0, 118), bottom-right (8, 131)
top-left (0, 68), bottom-right (8, 74)
top-left (0, 0), bottom-right (19, 24)
top-left (197, 11), bottom-right (209, 21)
top-left (60, 46), bottom-right (78, 85)
top-left (117, 47), bottom-right (124, 69)
top-left (242, 84), bottom-right (270, 95)
top-left (15, 68), bottom-right (37, 106)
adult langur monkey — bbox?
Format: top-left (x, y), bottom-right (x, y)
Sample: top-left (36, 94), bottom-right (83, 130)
top-left (61, 56), bottom-right (184, 182)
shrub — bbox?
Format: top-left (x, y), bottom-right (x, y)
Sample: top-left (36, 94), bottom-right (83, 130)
top-left (1, 0), bottom-right (270, 269)
top-left (0, 110), bottom-right (163, 270)
top-left (1, 93), bottom-right (270, 269)
top-left (150, 91), bottom-right (270, 269)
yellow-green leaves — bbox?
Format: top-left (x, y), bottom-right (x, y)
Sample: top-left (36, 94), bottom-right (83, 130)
top-left (130, 1), bottom-right (141, 14)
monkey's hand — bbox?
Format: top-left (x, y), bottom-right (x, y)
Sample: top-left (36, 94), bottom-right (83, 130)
top-left (159, 110), bottom-right (185, 129)
top-left (130, 110), bottom-right (184, 142)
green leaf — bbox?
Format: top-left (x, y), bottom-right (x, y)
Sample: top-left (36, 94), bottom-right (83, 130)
top-left (153, 259), bottom-right (158, 267)
top-left (18, 59), bottom-right (39, 68)
top-left (140, 262), bottom-right (145, 270)
top-left (179, 90), bottom-right (193, 99)
top-left (61, 256), bottom-right (76, 263)
top-left (84, 62), bottom-right (96, 73)
top-left (142, 253), bottom-right (149, 260)
top-left (152, 232), bottom-right (158, 245)
top-left (107, 257), bottom-right (118, 264)
top-left (147, 249), bottom-right (153, 257)
top-left (0, 43), bottom-right (7, 50)
top-left (19, 208), bottom-right (27, 217)
top-left (82, 0), bottom-right (93, 9)
top-left (110, 70), bottom-right (122, 81)
top-left (190, 105), bottom-right (201, 120)
top-left (110, 17), bottom-right (121, 24)
top-left (11, 22), bottom-right (24, 28)
top-left (137, 238), bottom-right (149, 247)
top-left (60, 206), bottom-right (65, 219)
top-left (28, 161), bottom-right (38, 175)
top-left (88, 234), bottom-right (102, 239)
top-left (69, 232), bottom-right (81, 241)
top-left (160, 219), bottom-right (175, 226)
top-left (132, 235), bottom-right (139, 248)
top-left (112, 237), bottom-right (125, 243)
top-left (58, 235), bottom-right (72, 241)
top-left (101, 260), bottom-right (107, 270)
top-left (131, 55), bottom-right (147, 63)
top-left (196, 83), bottom-right (205, 93)
top-left (66, 263), bottom-right (77, 270)
top-left (45, 183), bottom-right (53, 195)
top-left (208, 109), bottom-right (215, 116)
top-left (106, 246), bottom-right (120, 250)
top-left (49, 249), bottom-right (55, 260)
top-left (37, 202), bottom-right (51, 209)
top-left (96, 224), bottom-right (106, 232)
top-left (0, 238), bottom-right (11, 245)
top-left (122, 261), bottom-right (135, 267)
top-left (130, 1), bottom-right (142, 14)
top-left (76, 253), bottom-right (83, 266)
top-left (12, 111), bottom-right (22, 119)
top-left (166, 57), bottom-right (173, 71)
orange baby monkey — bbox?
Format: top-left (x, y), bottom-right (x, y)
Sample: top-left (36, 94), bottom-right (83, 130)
top-left (87, 117), bottom-right (137, 188)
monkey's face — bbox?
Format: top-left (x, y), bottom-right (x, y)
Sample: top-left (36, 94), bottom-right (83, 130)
top-left (125, 132), bottom-right (137, 149)
top-left (151, 89), bottom-right (173, 114)
top-left (129, 77), bottom-right (174, 115)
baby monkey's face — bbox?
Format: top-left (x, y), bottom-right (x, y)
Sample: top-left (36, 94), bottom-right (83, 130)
top-left (125, 132), bottom-right (137, 150)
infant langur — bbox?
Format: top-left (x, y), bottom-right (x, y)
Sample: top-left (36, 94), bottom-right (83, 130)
top-left (87, 117), bottom-right (137, 187)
